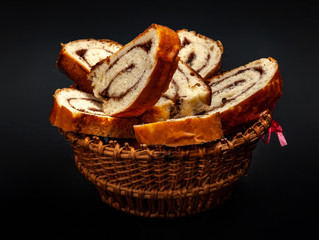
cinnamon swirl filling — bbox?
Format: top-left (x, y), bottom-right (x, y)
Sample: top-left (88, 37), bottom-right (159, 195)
top-left (67, 97), bottom-right (105, 116)
top-left (209, 67), bottom-right (264, 111)
top-left (96, 40), bottom-right (153, 100)
top-left (76, 48), bottom-right (114, 67)
top-left (179, 43), bottom-right (212, 75)
top-left (177, 30), bottom-right (223, 79)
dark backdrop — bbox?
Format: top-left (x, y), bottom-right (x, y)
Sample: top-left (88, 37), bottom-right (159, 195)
top-left (1, 1), bottom-right (318, 239)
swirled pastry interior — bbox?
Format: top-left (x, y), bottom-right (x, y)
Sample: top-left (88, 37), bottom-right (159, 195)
top-left (141, 60), bottom-right (211, 122)
top-left (61, 39), bottom-right (122, 70)
top-left (88, 24), bottom-right (181, 117)
top-left (56, 39), bottom-right (122, 93)
top-left (49, 88), bottom-right (140, 138)
top-left (177, 29), bottom-right (223, 79)
top-left (206, 57), bottom-right (283, 132)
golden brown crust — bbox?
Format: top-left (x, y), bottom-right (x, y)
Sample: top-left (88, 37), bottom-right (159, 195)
top-left (56, 39), bottom-right (122, 94)
top-left (111, 24), bottom-right (181, 118)
top-left (57, 45), bottom-right (93, 92)
top-left (210, 57), bottom-right (283, 133)
top-left (49, 89), bottom-right (140, 138)
top-left (133, 112), bottom-right (223, 147)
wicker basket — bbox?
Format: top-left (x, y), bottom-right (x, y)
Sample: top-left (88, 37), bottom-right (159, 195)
top-left (62, 112), bottom-right (272, 218)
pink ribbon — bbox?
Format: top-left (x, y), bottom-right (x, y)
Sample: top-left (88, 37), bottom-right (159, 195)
top-left (262, 120), bottom-right (287, 147)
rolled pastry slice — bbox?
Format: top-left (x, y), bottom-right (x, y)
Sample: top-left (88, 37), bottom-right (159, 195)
top-left (57, 39), bottom-right (123, 93)
top-left (206, 57), bottom-right (283, 133)
top-left (141, 60), bottom-right (211, 123)
top-left (49, 88), bottom-right (140, 138)
top-left (177, 29), bottom-right (223, 79)
top-left (88, 24), bottom-right (181, 118)
top-left (134, 112), bottom-right (223, 147)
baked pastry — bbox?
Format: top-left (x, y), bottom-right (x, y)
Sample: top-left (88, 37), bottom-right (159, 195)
top-left (206, 57), bottom-right (283, 133)
top-left (141, 97), bottom-right (176, 123)
top-left (134, 112), bottom-right (223, 147)
top-left (49, 88), bottom-right (140, 138)
top-left (141, 60), bottom-right (211, 122)
top-left (88, 24), bottom-right (181, 118)
top-left (177, 29), bottom-right (223, 79)
top-left (56, 39), bottom-right (122, 93)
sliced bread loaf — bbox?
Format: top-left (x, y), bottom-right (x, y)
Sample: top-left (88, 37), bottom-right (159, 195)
top-left (49, 88), bottom-right (140, 138)
top-left (88, 24), bottom-right (181, 118)
top-left (134, 112), bottom-right (223, 147)
top-left (56, 39), bottom-right (122, 93)
top-left (206, 57), bottom-right (283, 133)
top-left (177, 29), bottom-right (223, 79)
top-left (141, 60), bottom-right (211, 122)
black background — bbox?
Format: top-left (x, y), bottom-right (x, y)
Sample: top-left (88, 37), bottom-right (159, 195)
top-left (1, 1), bottom-right (318, 239)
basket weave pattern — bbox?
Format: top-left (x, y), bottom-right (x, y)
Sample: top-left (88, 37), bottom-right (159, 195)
top-left (63, 112), bottom-right (272, 217)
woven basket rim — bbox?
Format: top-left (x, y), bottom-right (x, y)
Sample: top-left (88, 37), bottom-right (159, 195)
top-left (62, 111), bottom-right (272, 161)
